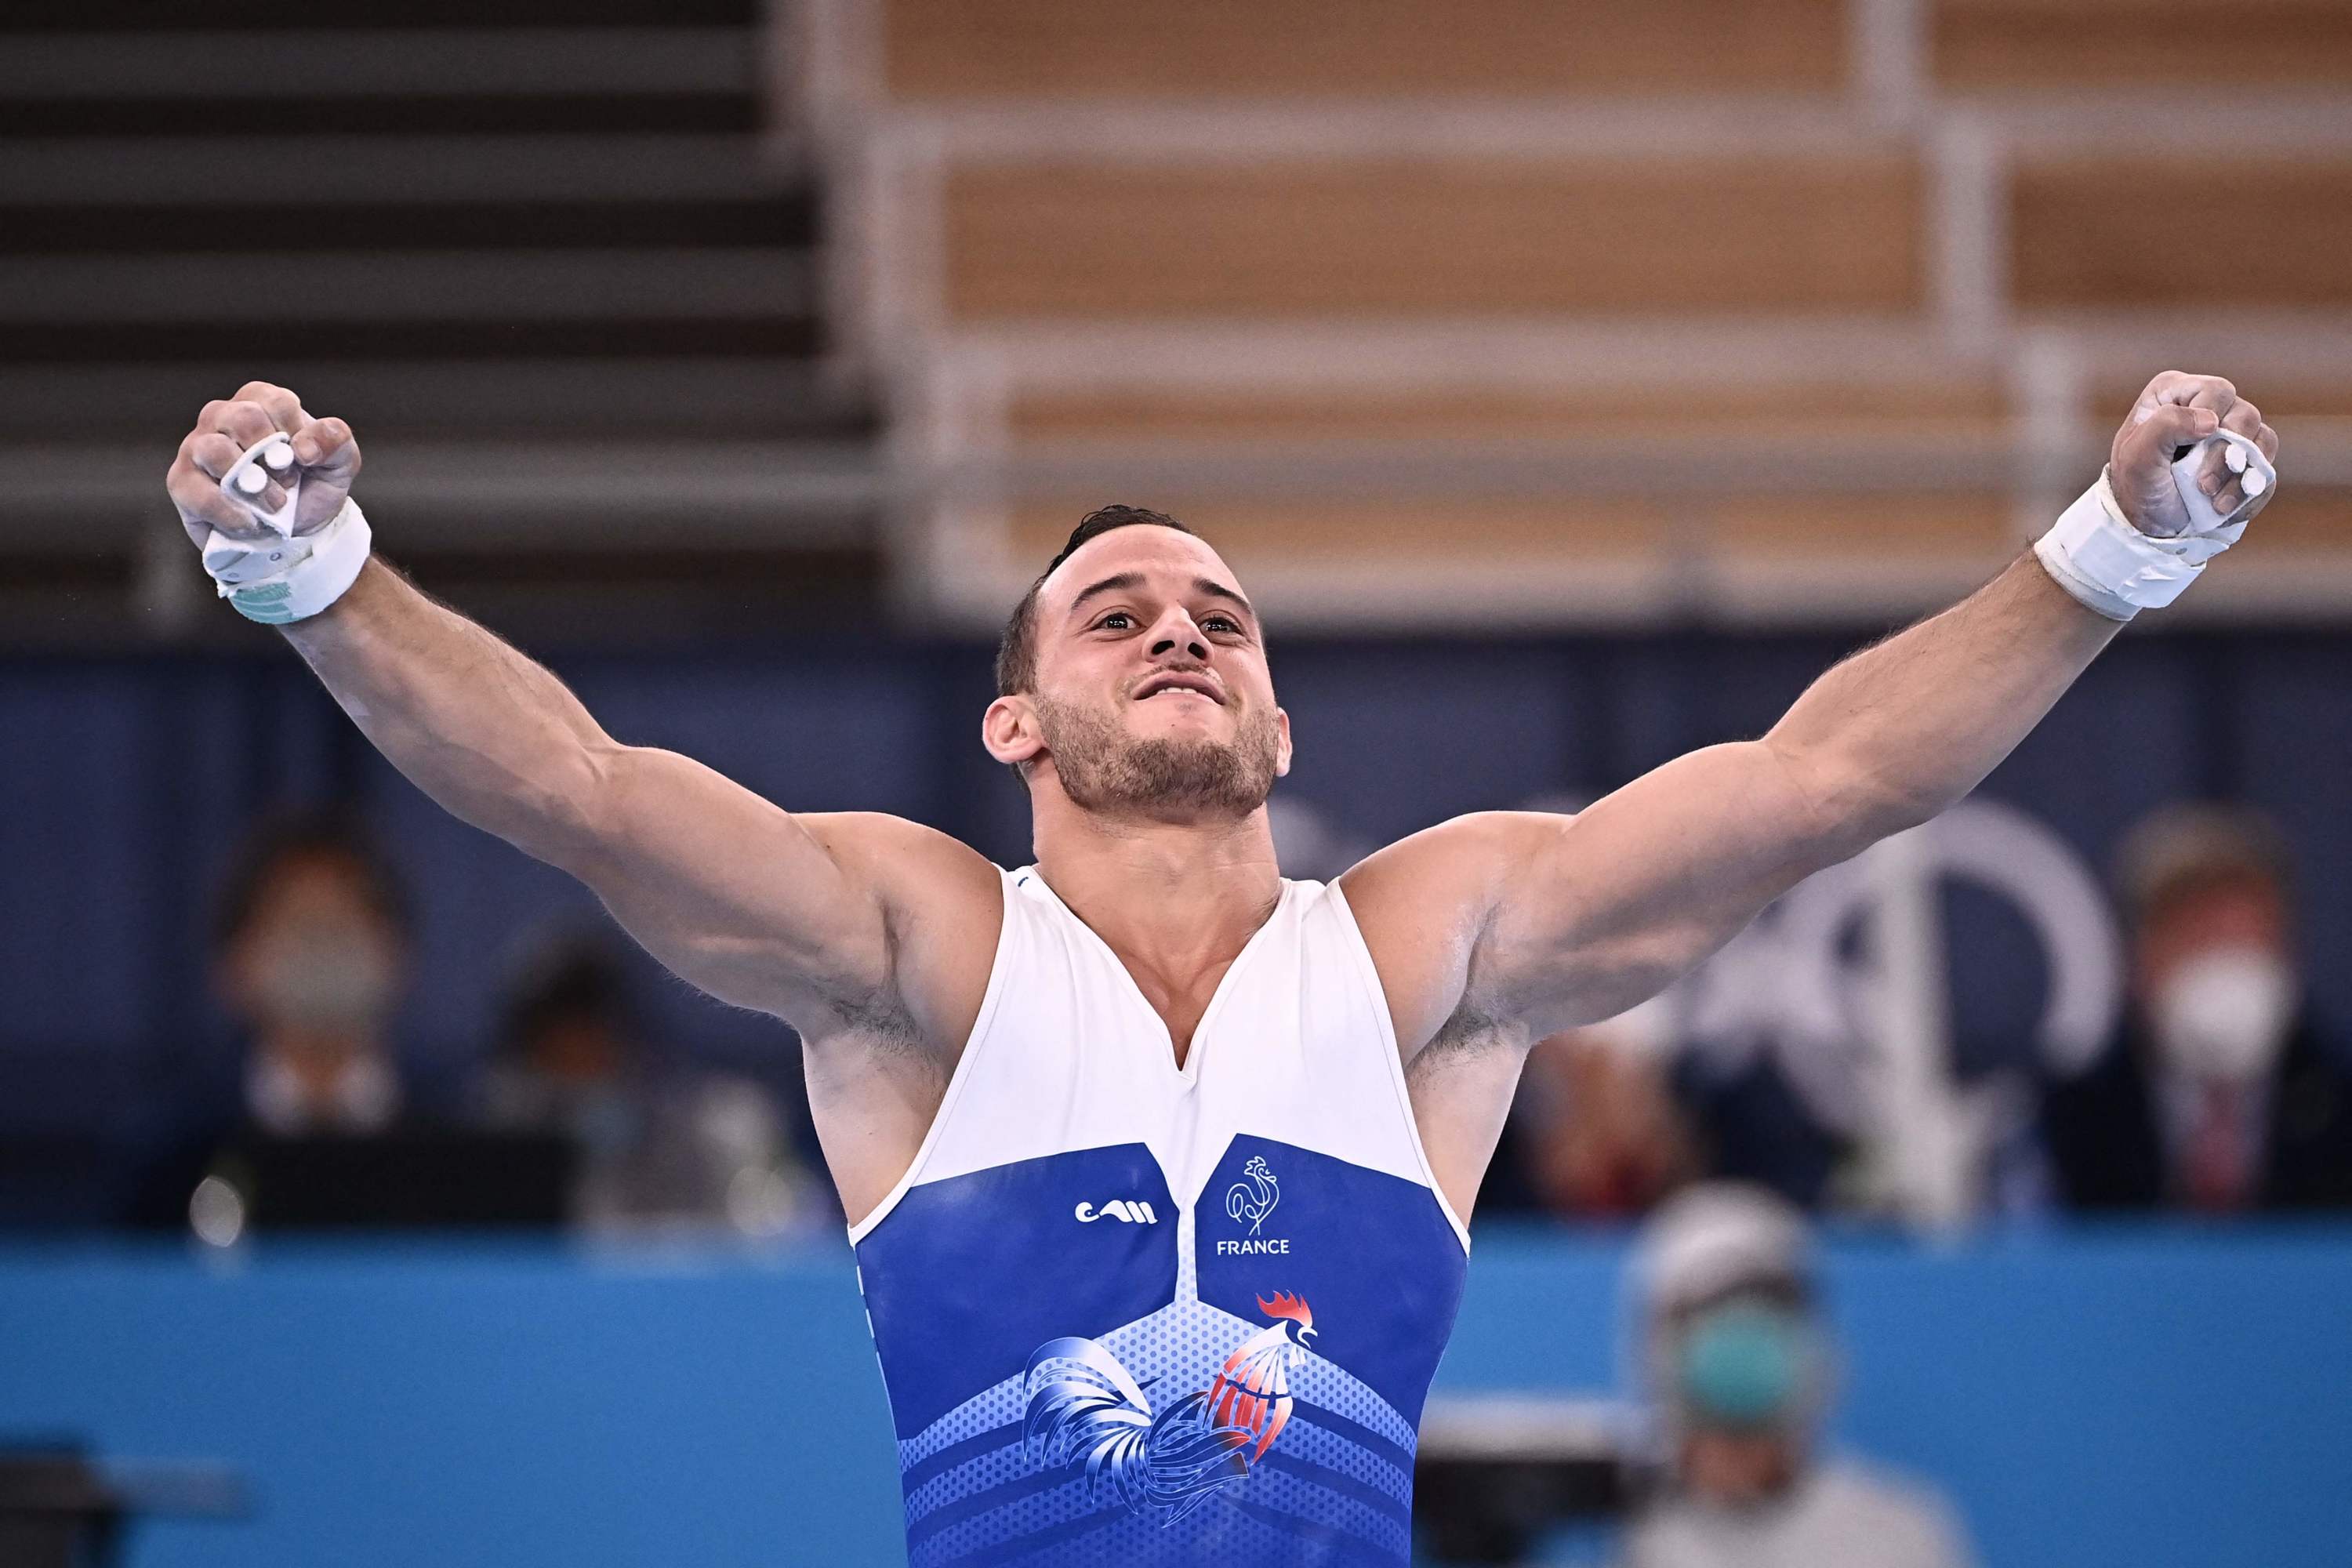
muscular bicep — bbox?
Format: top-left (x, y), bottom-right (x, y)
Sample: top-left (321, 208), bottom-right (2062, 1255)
top-left (1351, 741), bottom-right (1842, 1059)
top-left (1487, 740), bottom-right (1841, 1032)
top-left (554, 743), bottom-right (913, 1023)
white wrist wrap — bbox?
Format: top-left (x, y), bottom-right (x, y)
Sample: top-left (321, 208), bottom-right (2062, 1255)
top-left (2034, 466), bottom-right (2245, 622)
top-left (202, 498), bottom-right (373, 624)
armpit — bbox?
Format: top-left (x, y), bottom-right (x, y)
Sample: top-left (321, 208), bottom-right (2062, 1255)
top-left (822, 986), bottom-right (932, 1061)
top-left (1414, 997), bottom-right (1529, 1065)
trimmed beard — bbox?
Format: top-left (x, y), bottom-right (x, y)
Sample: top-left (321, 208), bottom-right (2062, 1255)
top-left (1032, 691), bottom-right (1279, 820)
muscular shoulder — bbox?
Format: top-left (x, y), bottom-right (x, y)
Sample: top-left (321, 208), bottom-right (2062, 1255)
top-left (797, 811), bottom-right (1001, 909)
top-left (1337, 811), bottom-right (1568, 1058)
top-left (793, 812), bottom-right (1004, 1054)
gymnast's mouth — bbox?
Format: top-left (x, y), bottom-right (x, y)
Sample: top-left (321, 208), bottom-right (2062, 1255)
top-left (1133, 673), bottom-right (1225, 704)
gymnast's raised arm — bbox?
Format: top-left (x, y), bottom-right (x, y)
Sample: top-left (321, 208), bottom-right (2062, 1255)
top-left (1348, 372), bottom-right (2280, 1062)
top-left (163, 383), bottom-right (998, 1038)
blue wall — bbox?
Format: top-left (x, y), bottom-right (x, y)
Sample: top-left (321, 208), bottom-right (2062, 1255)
top-left (8, 630), bottom-right (2352, 1173)
top-left (3, 1227), bottom-right (2347, 1568)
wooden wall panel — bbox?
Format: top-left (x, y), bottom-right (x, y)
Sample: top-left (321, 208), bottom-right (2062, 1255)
top-left (2014, 158), bottom-right (2352, 309)
top-left (1705, 493), bottom-right (2015, 558)
top-left (946, 157), bottom-right (1923, 320)
top-left (1009, 379), bottom-right (2007, 443)
top-left (884, 0), bottom-right (1847, 101)
top-left (1007, 492), bottom-right (2017, 575)
top-left (2230, 489), bottom-right (2352, 550)
top-left (1936, 0), bottom-right (2352, 89)
top-left (1009, 497), bottom-right (1667, 564)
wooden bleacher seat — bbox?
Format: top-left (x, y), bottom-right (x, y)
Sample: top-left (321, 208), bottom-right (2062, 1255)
top-left (880, 0), bottom-right (1849, 101)
top-left (4, 0), bottom-right (884, 638)
top-left (1933, 0), bottom-right (2352, 91)
top-left (943, 155), bottom-right (1923, 321)
top-left (2013, 155), bottom-right (2352, 312)
top-left (799, 0), bottom-right (2352, 627)
top-left (1006, 376), bottom-right (2009, 446)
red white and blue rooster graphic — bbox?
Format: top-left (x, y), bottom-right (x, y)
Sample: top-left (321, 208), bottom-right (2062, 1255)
top-left (1022, 1292), bottom-right (1318, 1526)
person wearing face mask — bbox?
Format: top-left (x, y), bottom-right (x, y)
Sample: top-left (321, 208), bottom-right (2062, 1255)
top-left (2042, 805), bottom-right (2352, 1214)
top-left (213, 810), bottom-right (412, 1137)
top-left (472, 927), bottom-right (820, 1237)
top-left (1621, 1185), bottom-right (1976, 1568)
top-left (119, 809), bottom-right (417, 1226)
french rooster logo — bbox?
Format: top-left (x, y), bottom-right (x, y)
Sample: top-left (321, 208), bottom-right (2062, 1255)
top-left (1022, 1292), bottom-right (1317, 1526)
top-left (1224, 1156), bottom-right (1279, 1236)
top-left (1206, 1290), bottom-right (1316, 1461)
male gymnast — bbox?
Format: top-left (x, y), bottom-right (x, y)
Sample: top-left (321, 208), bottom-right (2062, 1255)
top-left (167, 372), bottom-right (2275, 1566)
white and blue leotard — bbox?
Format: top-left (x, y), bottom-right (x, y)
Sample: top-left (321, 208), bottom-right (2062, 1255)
top-left (851, 866), bottom-right (1472, 1567)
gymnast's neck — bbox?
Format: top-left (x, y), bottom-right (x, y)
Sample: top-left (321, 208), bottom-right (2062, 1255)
top-left (1027, 784), bottom-right (1284, 993)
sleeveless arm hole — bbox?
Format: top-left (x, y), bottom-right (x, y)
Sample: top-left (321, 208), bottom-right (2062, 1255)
top-left (844, 867), bottom-right (1020, 1245)
top-left (1322, 881), bottom-right (1473, 1255)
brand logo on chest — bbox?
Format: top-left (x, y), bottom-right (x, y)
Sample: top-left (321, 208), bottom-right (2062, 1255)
top-left (1218, 1155), bottom-right (1290, 1254)
top-left (1074, 1199), bottom-right (1159, 1225)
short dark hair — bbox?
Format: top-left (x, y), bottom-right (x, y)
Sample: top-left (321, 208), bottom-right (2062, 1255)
top-left (2114, 803), bottom-right (2292, 929)
top-left (209, 806), bottom-right (412, 955)
top-left (994, 505), bottom-right (1195, 697)
top-left (498, 927), bottom-right (640, 1060)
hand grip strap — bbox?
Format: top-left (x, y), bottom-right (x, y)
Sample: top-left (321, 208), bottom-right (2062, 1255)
top-left (2163, 428), bottom-right (2274, 538)
top-left (216, 430), bottom-right (303, 536)
top-left (2034, 434), bottom-right (2270, 621)
top-left (204, 498), bottom-right (373, 625)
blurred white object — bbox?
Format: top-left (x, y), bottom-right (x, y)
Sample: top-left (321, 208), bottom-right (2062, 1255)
top-left (1638, 1183), bottom-right (1808, 1316)
top-left (1864, 826), bottom-right (1976, 1229)
top-left (2152, 947), bottom-right (2296, 1083)
top-left (188, 1174), bottom-right (248, 1249)
top-left (1674, 799), bottom-right (2123, 1223)
top-left (215, 430), bottom-right (302, 536)
top-left (1627, 1461), bottom-right (1976, 1568)
top-left (2165, 429), bottom-right (2274, 536)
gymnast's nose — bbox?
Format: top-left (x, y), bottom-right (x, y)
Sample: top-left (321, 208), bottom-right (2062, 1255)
top-left (1145, 604), bottom-right (1210, 663)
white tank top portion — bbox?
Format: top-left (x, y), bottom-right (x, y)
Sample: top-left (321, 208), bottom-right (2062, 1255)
top-left (856, 865), bottom-right (1470, 1232)
top-left (851, 866), bottom-right (1472, 1568)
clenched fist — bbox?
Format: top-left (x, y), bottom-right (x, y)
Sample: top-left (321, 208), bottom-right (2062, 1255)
top-left (2107, 371), bottom-right (2278, 537)
top-left (165, 381), bottom-right (361, 551)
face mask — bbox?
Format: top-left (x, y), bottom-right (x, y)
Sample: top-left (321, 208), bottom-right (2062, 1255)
top-left (1676, 1302), bottom-right (1812, 1428)
top-left (251, 926), bottom-right (399, 1033)
top-left (2153, 948), bottom-right (2295, 1083)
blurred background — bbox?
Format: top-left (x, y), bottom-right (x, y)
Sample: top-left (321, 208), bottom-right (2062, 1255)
top-left (3, 1), bottom-right (2350, 1564)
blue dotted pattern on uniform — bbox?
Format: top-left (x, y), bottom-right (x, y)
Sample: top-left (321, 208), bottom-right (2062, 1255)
top-left (929, 1468), bottom-right (1408, 1568)
top-left (905, 1427), bottom-right (1035, 1529)
top-left (1268, 1417), bottom-right (1411, 1510)
top-left (897, 1285), bottom-right (1417, 1564)
top-left (900, 1379), bottom-right (1029, 1494)
top-left (860, 1143), bottom-right (1177, 1439)
top-left (1285, 1351), bottom-right (1420, 1456)
top-left (909, 1469), bottom-right (1108, 1566)
top-left (902, 1418), bottom-right (1025, 1499)
top-left (873, 1138), bottom-right (1455, 1564)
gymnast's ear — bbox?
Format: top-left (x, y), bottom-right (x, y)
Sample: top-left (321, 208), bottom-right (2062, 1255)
top-left (983, 695), bottom-right (1043, 769)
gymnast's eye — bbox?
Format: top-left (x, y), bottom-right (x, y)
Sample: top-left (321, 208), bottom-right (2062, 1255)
top-left (1201, 615), bottom-right (1242, 634)
top-left (1095, 611), bottom-right (1134, 630)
